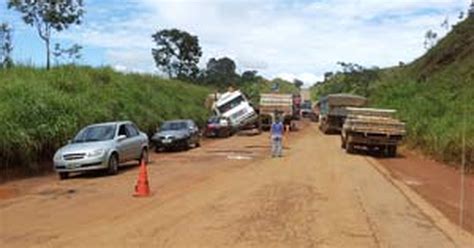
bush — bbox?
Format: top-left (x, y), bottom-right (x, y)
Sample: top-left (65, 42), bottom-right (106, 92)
top-left (0, 65), bottom-right (211, 171)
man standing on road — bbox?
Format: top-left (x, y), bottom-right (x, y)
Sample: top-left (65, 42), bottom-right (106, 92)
top-left (271, 114), bottom-right (284, 157)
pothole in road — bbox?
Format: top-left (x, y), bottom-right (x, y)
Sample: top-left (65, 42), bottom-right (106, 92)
top-left (227, 155), bottom-right (254, 160)
top-left (37, 188), bottom-right (78, 198)
top-left (207, 149), bottom-right (254, 154)
top-left (403, 179), bottom-right (423, 186)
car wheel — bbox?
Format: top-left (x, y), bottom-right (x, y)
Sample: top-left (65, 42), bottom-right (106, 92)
top-left (195, 140), bottom-right (201, 147)
top-left (58, 172), bottom-right (69, 180)
top-left (140, 148), bottom-right (149, 164)
top-left (108, 154), bottom-right (119, 175)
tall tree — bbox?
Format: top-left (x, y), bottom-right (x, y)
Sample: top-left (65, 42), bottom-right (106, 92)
top-left (151, 28), bottom-right (202, 80)
top-left (241, 70), bottom-right (259, 82)
top-left (293, 79), bottom-right (304, 89)
top-left (204, 57), bottom-right (237, 85)
top-left (0, 22), bottom-right (14, 69)
top-left (8, 0), bottom-right (84, 70)
top-left (336, 62), bottom-right (379, 97)
top-left (423, 30), bottom-right (438, 49)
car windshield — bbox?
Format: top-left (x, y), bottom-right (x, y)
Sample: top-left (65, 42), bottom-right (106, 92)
top-left (72, 125), bottom-right (116, 143)
top-left (207, 117), bottom-right (219, 124)
top-left (217, 95), bottom-right (245, 113)
top-left (161, 121), bottom-right (188, 131)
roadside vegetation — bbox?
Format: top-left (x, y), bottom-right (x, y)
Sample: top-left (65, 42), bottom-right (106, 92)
top-left (311, 16), bottom-right (474, 169)
top-left (0, 65), bottom-right (211, 175)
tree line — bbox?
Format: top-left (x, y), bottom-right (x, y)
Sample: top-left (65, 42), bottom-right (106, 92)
top-left (1, 0), bottom-right (304, 89)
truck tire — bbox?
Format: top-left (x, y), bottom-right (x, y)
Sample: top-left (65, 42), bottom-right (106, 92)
top-left (58, 172), bottom-right (69, 180)
top-left (341, 136), bottom-right (346, 149)
top-left (345, 141), bottom-right (355, 154)
top-left (387, 145), bottom-right (397, 157)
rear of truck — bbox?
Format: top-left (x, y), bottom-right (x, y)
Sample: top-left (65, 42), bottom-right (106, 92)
top-left (259, 93), bottom-right (294, 131)
top-left (341, 107), bottom-right (406, 157)
top-left (318, 94), bottom-right (368, 134)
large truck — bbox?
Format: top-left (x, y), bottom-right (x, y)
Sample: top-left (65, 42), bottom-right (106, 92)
top-left (259, 93), bottom-right (294, 131)
top-left (317, 94), bottom-right (367, 134)
top-left (341, 107), bottom-right (406, 157)
top-left (292, 93), bottom-right (302, 120)
top-left (212, 90), bottom-right (260, 132)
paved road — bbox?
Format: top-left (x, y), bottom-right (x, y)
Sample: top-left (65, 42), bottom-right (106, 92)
top-left (0, 123), bottom-right (472, 247)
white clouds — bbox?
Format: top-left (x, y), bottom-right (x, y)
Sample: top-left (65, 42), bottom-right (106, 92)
top-left (56, 0), bottom-right (469, 84)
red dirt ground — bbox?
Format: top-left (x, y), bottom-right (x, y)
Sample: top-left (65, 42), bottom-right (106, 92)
top-left (377, 149), bottom-right (474, 235)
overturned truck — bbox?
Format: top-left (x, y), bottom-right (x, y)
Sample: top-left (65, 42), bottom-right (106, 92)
top-left (341, 107), bottom-right (406, 157)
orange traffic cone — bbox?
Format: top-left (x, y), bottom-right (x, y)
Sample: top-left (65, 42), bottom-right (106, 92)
top-left (134, 159), bottom-right (150, 197)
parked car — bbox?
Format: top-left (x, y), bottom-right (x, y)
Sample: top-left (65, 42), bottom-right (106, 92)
top-left (53, 121), bottom-right (149, 180)
top-left (205, 116), bottom-right (232, 138)
top-left (151, 119), bottom-right (200, 152)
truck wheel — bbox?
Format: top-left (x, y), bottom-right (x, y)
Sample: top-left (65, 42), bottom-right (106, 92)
top-left (59, 172), bottom-right (69, 180)
top-left (345, 142), bottom-right (355, 154)
top-left (341, 137), bottom-right (346, 149)
top-left (108, 154), bottom-right (119, 175)
top-left (387, 145), bottom-right (397, 157)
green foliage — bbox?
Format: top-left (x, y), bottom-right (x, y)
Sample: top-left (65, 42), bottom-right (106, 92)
top-left (8, 0), bottom-right (84, 70)
top-left (151, 28), bottom-right (202, 80)
top-left (0, 65), bottom-right (211, 169)
top-left (199, 57), bottom-right (238, 86)
top-left (0, 22), bottom-right (14, 69)
top-left (293, 79), bottom-right (304, 89)
top-left (311, 17), bottom-right (474, 168)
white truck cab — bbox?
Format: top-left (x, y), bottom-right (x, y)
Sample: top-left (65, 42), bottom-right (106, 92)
top-left (213, 90), bottom-right (258, 129)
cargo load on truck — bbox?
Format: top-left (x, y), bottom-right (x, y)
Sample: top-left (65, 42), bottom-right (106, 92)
top-left (318, 93), bottom-right (367, 134)
top-left (259, 93), bottom-right (294, 131)
top-left (341, 107), bottom-right (406, 157)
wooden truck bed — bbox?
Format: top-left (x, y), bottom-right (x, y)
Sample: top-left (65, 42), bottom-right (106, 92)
top-left (259, 93), bottom-right (293, 116)
top-left (341, 107), bottom-right (406, 157)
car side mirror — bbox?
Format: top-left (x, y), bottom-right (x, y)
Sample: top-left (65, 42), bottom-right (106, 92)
top-left (117, 134), bottom-right (127, 141)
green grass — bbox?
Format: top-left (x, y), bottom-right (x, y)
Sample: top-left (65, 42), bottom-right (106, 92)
top-left (310, 16), bottom-right (474, 169)
top-left (0, 65), bottom-right (211, 170)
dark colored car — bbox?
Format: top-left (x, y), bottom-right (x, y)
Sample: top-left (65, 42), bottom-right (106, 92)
top-left (151, 120), bottom-right (200, 152)
top-left (205, 116), bottom-right (232, 138)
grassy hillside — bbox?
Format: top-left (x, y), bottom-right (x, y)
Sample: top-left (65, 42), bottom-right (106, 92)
top-left (0, 66), bottom-right (211, 174)
top-left (311, 16), bottom-right (474, 169)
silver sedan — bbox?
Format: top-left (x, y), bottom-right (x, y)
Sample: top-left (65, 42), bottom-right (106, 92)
top-left (53, 121), bottom-right (149, 180)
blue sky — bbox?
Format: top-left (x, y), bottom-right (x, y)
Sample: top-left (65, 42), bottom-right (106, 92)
top-left (0, 0), bottom-right (470, 86)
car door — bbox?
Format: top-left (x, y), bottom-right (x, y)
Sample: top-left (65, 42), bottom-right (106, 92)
top-left (117, 124), bottom-right (134, 162)
top-left (125, 124), bottom-right (142, 160)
